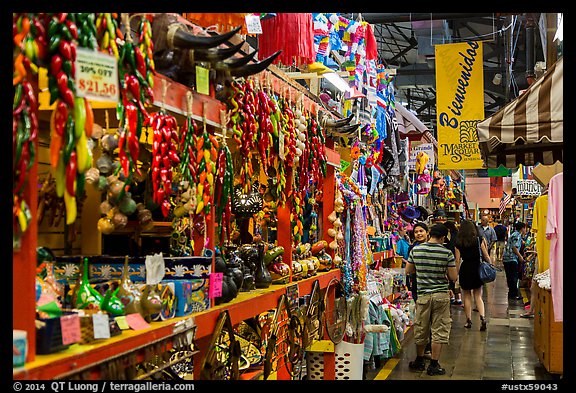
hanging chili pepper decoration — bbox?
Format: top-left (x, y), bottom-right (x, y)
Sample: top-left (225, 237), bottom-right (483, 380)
top-left (116, 13), bottom-right (155, 186)
top-left (95, 13), bottom-right (122, 58)
top-left (192, 104), bottom-right (218, 218)
top-left (225, 78), bottom-right (256, 194)
top-left (13, 14), bottom-right (48, 248)
top-left (213, 112), bottom-right (234, 245)
top-left (150, 110), bottom-right (179, 217)
top-left (45, 13), bottom-right (82, 225)
top-left (179, 101), bottom-right (198, 186)
top-left (137, 15), bottom-right (155, 89)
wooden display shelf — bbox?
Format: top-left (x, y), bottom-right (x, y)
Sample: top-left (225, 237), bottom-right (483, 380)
top-left (13, 269), bottom-right (340, 380)
top-left (533, 285), bottom-right (563, 375)
top-left (37, 69), bottom-right (226, 131)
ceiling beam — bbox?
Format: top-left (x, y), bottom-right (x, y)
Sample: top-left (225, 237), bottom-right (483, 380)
top-left (362, 13), bottom-right (495, 23)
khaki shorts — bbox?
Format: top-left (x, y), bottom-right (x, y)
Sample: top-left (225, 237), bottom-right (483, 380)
top-left (413, 292), bottom-right (452, 345)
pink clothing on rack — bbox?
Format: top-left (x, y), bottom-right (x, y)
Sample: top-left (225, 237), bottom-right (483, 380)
top-left (545, 172), bottom-right (563, 322)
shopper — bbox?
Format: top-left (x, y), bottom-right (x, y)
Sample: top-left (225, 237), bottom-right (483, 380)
top-left (443, 220), bottom-right (462, 306)
top-left (502, 222), bottom-right (527, 300)
top-left (454, 219), bottom-right (491, 331)
top-left (406, 222), bottom-right (429, 300)
top-left (477, 215), bottom-right (497, 259)
top-left (406, 224), bottom-right (458, 376)
top-left (493, 218), bottom-right (508, 263)
top-left (395, 224), bottom-right (411, 268)
top-left (406, 222), bottom-right (432, 356)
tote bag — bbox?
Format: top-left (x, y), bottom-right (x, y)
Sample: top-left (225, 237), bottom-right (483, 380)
top-left (478, 238), bottom-right (500, 283)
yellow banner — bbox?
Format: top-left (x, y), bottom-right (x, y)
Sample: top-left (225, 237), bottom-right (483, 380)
top-left (435, 42), bottom-right (485, 169)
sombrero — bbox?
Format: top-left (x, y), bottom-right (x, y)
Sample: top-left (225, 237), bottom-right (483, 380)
top-left (400, 205), bottom-right (421, 222)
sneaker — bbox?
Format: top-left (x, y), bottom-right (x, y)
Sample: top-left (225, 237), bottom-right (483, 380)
top-left (409, 360), bottom-right (426, 371)
top-left (520, 313), bottom-right (534, 319)
top-left (427, 363), bottom-right (446, 376)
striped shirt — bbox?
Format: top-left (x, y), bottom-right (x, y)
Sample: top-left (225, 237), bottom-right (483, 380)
top-left (407, 242), bottom-right (456, 296)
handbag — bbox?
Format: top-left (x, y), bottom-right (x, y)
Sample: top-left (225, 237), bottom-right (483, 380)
top-left (479, 260), bottom-right (500, 283)
top-left (477, 238), bottom-right (501, 283)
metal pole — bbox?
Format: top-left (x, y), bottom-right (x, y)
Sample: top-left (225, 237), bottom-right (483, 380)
top-left (525, 14), bottom-right (536, 85)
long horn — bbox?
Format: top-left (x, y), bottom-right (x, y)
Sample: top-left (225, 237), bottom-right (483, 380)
top-left (168, 24), bottom-right (241, 50)
top-left (225, 49), bottom-right (259, 68)
top-left (229, 50), bottom-right (282, 77)
top-left (330, 123), bottom-right (361, 136)
top-left (322, 113), bottom-right (355, 128)
top-left (192, 41), bottom-right (245, 62)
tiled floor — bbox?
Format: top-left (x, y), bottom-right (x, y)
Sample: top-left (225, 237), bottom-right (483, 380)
top-left (366, 264), bottom-right (562, 381)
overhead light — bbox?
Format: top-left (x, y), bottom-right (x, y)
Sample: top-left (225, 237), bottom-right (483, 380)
top-left (323, 71), bottom-right (352, 93)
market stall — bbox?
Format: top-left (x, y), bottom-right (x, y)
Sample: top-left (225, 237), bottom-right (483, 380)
top-left (13, 12), bottom-right (418, 381)
top-left (476, 57), bottom-right (563, 168)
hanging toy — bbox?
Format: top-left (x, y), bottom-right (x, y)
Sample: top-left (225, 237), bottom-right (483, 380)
top-left (414, 151), bottom-right (429, 175)
top-left (416, 169), bottom-right (432, 195)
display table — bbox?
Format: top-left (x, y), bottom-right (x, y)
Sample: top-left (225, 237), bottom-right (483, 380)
top-left (533, 285), bottom-right (563, 375)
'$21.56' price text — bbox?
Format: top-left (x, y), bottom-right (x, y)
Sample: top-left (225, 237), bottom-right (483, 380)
top-left (77, 78), bottom-right (117, 97)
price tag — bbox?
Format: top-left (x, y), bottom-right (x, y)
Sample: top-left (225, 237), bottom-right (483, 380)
top-left (114, 316), bottom-right (130, 330)
top-left (92, 313), bottom-right (111, 339)
top-left (245, 15), bottom-right (263, 34)
top-left (60, 313), bottom-right (81, 345)
top-left (286, 284), bottom-right (299, 311)
top-left (126, 313), bottom-right (151, 331)
top-left (75, 48), bottom-right (119, 103)
top-left (209, 273), bottom-right (223, 298)
top-left (195, 66), bottom-right (210, 96)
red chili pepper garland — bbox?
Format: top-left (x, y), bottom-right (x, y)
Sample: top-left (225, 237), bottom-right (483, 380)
top-left (116, 14), bottom-right (155, 185)
top-left (150, 111), bottom-right (179, 217)
top-left (213, 138), bottom-right (234, 245)
top-left (13, 13), bottom-right (38, 244)
top-left (45, 13), bottom-right (81, 225)
top-left (225, 79), bottom-right (251, 193)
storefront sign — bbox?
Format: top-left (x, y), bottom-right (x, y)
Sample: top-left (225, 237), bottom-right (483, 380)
top-left (515, 179), bottom-right (542, 196)
top-left (75, 48), bottom-right (119, 103)
top-left (435, 41), bottom-right (485, 169)
top-left (408, 142), bottom-right (434, 171)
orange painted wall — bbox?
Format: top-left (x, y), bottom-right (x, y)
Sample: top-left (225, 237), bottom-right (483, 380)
top-left (464, 177), bottom-right (512, 209)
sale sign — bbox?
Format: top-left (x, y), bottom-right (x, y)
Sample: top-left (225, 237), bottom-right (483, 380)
top-left (75, 48), bottom-right (119, 103)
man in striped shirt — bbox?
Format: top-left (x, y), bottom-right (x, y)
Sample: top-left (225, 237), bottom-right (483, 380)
top-left (405, 223), bottom-right (458, 376)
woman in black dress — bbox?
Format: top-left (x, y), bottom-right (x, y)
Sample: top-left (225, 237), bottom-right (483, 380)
top-left (454, 219), bottom-right (493, 331)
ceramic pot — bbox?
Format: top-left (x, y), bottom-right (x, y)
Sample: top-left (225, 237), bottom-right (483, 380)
top-left (254, 243), bottom-right (272, 289)
top-left (117, 256), bottom-right (144, 316)
top-left (75, 257), bottom-right (103, 309)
